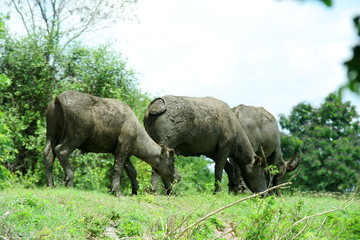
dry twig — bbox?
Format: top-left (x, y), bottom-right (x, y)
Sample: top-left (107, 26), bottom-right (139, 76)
top-left (213, 222), bottom-right (241, 240)
top-left (309, 217), bottom-right (327, 240)
top-left (164, 206), bottom-right (199, 240)
top-left (279, 196), bottom-right (354, 240)
top-left (172, 182), bottom-right (292, 239)
top-left (290, 219), bottom-right (309, 240)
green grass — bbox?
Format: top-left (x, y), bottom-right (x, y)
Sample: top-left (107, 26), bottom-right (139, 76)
top-left (0, 187), bottom-right (359, 239)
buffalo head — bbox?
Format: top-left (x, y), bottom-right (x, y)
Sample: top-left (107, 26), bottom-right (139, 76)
top-left (240, 154), bottom-right (268, 194)
top-left (152, 145), bottom-right (181, 184)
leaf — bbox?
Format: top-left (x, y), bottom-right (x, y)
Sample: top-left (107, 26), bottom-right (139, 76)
top-left (322, 0), bottom-right (332, 7)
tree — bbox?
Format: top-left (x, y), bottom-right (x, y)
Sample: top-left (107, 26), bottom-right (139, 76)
top-left (0, 14), bottom-right (147, 192)
top-left (59, 43), bottom-right (147, 114)
top-left (4, 0), bottom-right (137, 48)
top-left (279, 93), bottom-right (360, 192)
top-left (2, 0), bottom-right (138, 108)
top-left (0, 36), bottom-right (146, 183)
top-left (0, 14), bottom-right (15, 189)
top-left (0, 0), bottom-right (141, 183)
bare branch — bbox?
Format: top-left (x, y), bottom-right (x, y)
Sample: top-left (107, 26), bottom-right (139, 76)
top-left (35, 0), bottom-right (50, 35)
top-left (0, 212), bottom-right (21, 240)
top-left (11, 0), bottom-right (31, 35)
top-left (309, 217), bottom-right (327, 240)
top-left (213, 222), bottom-right (241, 240)
top-left (164, 207), bottom-right (200, 240)
top-left (279, 197), bottom-right (354, 240)
top-left (61, 0), bottom-right (103, 47)
top-left (6, 0), bottom-right (137, 46)
top-left (288, 167), bottom-right (301, 182)
top-left (26, 0), bottom-right (36, 35)
top-left (172, 182), bottom-right (292, 239)
top-left (290, 219), bottom-right (309, 240)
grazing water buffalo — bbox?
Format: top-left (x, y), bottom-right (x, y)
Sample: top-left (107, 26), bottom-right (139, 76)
top-left (231, 104), bottom-right (301, 193)
top-left (144, 95), bottom-right (268, 194)
top-left (43, 91), bottom-right (180, 196)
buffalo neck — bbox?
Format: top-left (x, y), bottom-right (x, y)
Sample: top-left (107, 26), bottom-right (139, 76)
top-left (232, 129), bottom-right (257, 165)
top-left (132, 125), bottom-right (162, 165)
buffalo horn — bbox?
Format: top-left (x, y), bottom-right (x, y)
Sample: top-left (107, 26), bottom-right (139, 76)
top-left (259, 146), bottom-right (267, 168)
top-left (286, 149), bottom-right (301, 173)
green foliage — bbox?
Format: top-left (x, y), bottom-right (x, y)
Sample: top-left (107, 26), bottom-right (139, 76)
top-left (279, 93), bottom-right (360, 192)
top-left (0, 109), bottom-right (14, 190)
top-left (0, 2), bottom-right (147, 189)
top-left (0, 191), bottom-right (85, 239)
top-left (0, 26), bottom-right (15, 188)
top-left (72, 153), bottom-right (113, 192)
top-left (244, 197), bottom-right (278, 240)
top-left (297, 0), bottom-right (332, 7)
top-left (0, 14), bottom-right (8, 39)
top-left (343, 16), bottom-right (360, 94)
top-left (0, 16), bottom-right (150, 190)
top-left (59, 43), bottom-right (150, 117)
top-left (321, 0), bottom-right (332, 7)
top-left (0, 33), bottom-right (59, 176)
top-left (172, 156), bottom-right (214, 194)
top-left (265, 165), bottom-right (279, 176)
top-left (0, 73), bottom-right (11, 89)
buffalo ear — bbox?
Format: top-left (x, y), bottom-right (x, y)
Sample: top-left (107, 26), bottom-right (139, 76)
top-left (148, 97), bottom-right (166, 115)
top-left (254, 155), bottom-right (267, 168)
top-left (259, 146), bottom-right (267, 168)
top-left (254, 155), bottom-right (261, 165)
top-left (169, 149), bottom-right (175, 158)
top-left (160, 144), bottom-right (166, 155)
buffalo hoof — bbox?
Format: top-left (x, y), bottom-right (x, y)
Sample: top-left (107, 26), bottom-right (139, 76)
top-left (65, 178), bottom-right (74, 187)
top-left (109, 187), bottom-right (122, 197)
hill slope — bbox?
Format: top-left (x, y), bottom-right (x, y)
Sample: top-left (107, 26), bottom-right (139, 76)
top-left (0, 187), bottom-right (359, 239)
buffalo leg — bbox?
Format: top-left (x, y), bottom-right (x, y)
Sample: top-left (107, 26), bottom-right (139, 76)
top-left (214, 151), bottom-right (229, 193)
top-left (43, 139), bottom-right (55, 187)
top-left (111, 138), bottom-right (133, 196)
top-left (228, 158), bottom-right (247, 193)
top-left (54, 143), bottom-right (75, 187)
top-left (110, 153), bottom-right (127, 196)
top-left (151, 170), bottom-right (173, 195)
top-left (214, 161), bottom-right (225, 193)
top-left (111, 122), bottom-right (137, 196)
top-left (124, 159), bottom-right (139, 195)
top-left (224, 160), bottom-right (239, 194)
top-left (150, 169), bottom-right (160, 194)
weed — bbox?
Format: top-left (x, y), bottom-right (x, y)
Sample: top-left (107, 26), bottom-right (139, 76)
top-left (116, 219), bottom-right (143, 238)
top-left (209, 216), bottom-right (226, 231)
top-left (244, 197), bottom-right (277, 240)
top-left (83, 214), bottom-right (109, 238)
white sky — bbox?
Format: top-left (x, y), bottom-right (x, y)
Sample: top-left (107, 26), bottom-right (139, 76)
top-left (91, 0), bottom-right (360, 118)
top-left (4, 0), bottom-right (360, 118)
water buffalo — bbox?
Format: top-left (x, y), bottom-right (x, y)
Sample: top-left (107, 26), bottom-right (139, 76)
top-left (231, 104), bottom-right (301, 193)
top-left (43, 90), bottom-right (180, 196)
top-left (143, 95), bottom-right (268, 194)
